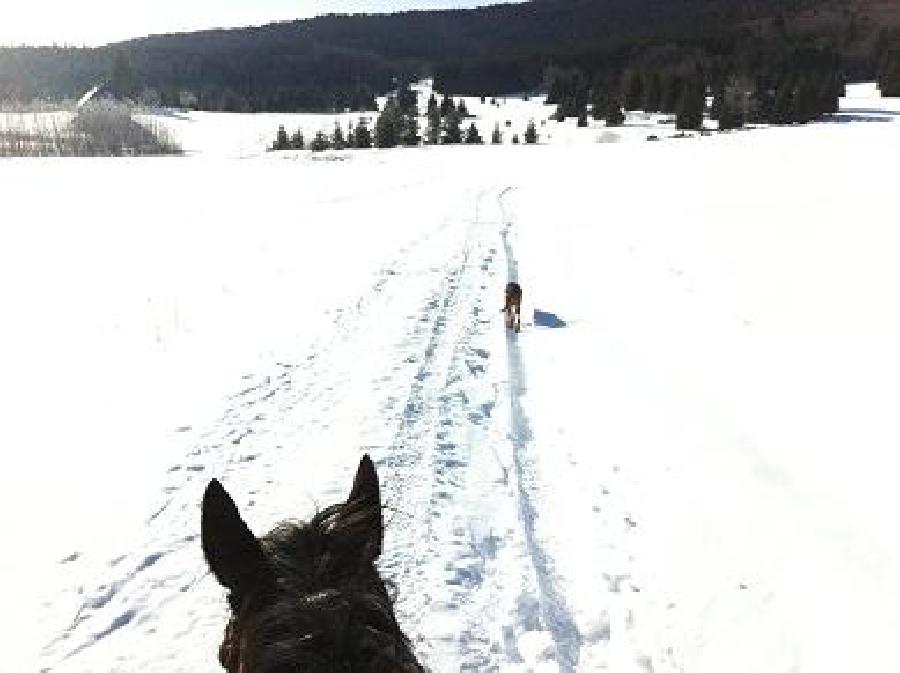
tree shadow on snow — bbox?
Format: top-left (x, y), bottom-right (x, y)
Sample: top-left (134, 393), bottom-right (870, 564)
top-left (533, 309), bottom-right (567, 329)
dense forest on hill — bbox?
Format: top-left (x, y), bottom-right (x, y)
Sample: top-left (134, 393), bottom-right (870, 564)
top-left (0, 0), bottom-right (898, 111)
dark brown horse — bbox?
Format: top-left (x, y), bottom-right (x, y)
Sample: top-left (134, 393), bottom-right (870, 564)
top-left (201, 455), bottom-right (423, 673)
top-left (502, 281), bottom-right (522, 333)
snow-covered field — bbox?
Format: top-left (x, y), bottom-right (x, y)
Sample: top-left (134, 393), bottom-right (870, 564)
top-left (2, 82), bottom-right (899, 673)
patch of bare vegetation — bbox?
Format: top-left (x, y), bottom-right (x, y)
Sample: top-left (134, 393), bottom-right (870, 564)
top-left (0, 102), bottom-right (180, 157)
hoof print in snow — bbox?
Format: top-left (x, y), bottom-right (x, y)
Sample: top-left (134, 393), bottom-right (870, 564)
top-left (584, 611), bottom-right (611, 643)
top-left (635, 654), bottom-right (654, 672)
top-left (603, 573), bottom-right (631, 593)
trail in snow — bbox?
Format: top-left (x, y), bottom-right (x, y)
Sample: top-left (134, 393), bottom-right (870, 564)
top-left (500, 189), bottom-right (582, 673)
top-left (39, 178), bottom-right (662, 673)
top-left (37, 181), bottom-right (539, 673)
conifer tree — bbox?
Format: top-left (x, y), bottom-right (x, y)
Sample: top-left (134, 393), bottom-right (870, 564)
top-left (464, 122), bottom-right (483, 144)
top-left (590, 81), bottom-right (608, 120)
top-left (712, 79), bottom-right (746, 131)
top-left (353, 118), bottom-right (373, 148)
top-left (524, 120), bottom-right (538, 144)
top-left (457, 99), bottom-right (470, 117)
top-left (375, 102), bottom-right (401, 147)
top-left (426, 108), bottom-right (441, 144)
top-left (442, 111), bottom-right (463, 144)
top-left (820, 72), bottom-right (843, 114)
top-left (310, 130), bottom-right (330, 151)
top-left (401, 114), bottom-right (420, 146)
top-left (577, 107), bottom-right (588, 127)
top-left (773, 78), bottom-right (795, 124)
top-left (440, 94), bottom-right (455, 117)
top-left (603, 94), bottom-right (625, 126)
top-left (676, 78), bottom-right (705, 130)
top-left (491, 123), bottom-right (502, 144)
top-left (290, 128), bottom-right (305, 149)
top-left (332, 122), bottom-right (347, 150)
top-left (661, 75), bottom-right (683, 114)
top-left (273, 124), bottom-right (290, 150)
top-left (427, 92), bottom-right (438, 116)
top-left (880, 51), bottom-right (900, 96)
top-left (644, 72), bottom-right (662, 113)
top-left (623, 69), bottom-right (644, 111)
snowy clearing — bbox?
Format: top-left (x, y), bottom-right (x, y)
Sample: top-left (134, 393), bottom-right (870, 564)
top-left (2, 82), bottom-right (899, 673)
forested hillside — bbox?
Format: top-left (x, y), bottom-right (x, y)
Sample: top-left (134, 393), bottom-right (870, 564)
top-left (0, 0), bottom-right (897, 110)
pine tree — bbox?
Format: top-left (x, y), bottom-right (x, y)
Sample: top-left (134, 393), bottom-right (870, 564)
top-left (464, 122), bottom-right (483, 144)
top-left (272, 124), bottom-right (290, 150)
top-left (820, 72), bottom-right (843, 114)
top-left (512, 134), bottom-right (520, 144)
top-left (623, 69), bottom-right (644, 111)
top-left (773, 78), bottom-right (795, 124)
top-left (880, 51), bottom-right (900, 96)
top-left (457, 99), bottom-right (470, 117)
top-left (427, 92), bottom-right (438, 116)
top-left (332, 122), bottom-right (347, 150)
top-left (577, 107), bottom-right (588, 127)
top-left (426, 108), bottom-right (441, 144)
top-left (604, 94), bottom-right (625, 127)
top-left (524, 120), bottom-right (538, 144)
top-left (491, 123), bottom-right (502, 144)
top-left (676, 78), bottom-right (705, 130)
top-left (401, 114), bottom-right (420, 146)
top-left (661, 75), bottom-right (683, 114)
top-left (442, 112), bottom-right (463, 144)
top-left (396, 85), bottom-right (418, 117)
top-left (310, 131), bottom-right (330, 151)
top-left (440, 94), bottom-right (455, 117)
top-left (290, 128), bottom-right (305, 149)
top-left (375, 102), bottom-right (401, 148)
top-left (715, 79), bottom-right (747, 131)
top-left (644, 72), bottom-right (662, 113)
top-left (352, 118), bottom-right (373, 148)
top-left (590, 81), bottom-right (608, 120)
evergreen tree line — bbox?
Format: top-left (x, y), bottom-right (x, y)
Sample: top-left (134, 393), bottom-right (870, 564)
top-left (270, 87), bottom-right (538, 151)
top-left (546, 54), bottom-right (846, 131)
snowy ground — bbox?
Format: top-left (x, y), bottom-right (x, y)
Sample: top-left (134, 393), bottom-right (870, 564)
top-left (2, 83), bottom-right (900, 673)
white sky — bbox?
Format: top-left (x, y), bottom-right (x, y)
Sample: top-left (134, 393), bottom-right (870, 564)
top-left (0, 0), bottom-right (505, 47)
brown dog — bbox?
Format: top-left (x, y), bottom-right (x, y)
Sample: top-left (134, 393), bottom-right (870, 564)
top-left (503, 281), bottom-right (522, 332)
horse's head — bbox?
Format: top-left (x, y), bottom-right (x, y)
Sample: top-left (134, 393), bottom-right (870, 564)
top-left (201, 455), bottom-right (422, 673)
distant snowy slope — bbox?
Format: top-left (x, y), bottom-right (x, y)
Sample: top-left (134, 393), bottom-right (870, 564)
top-left (1, 84), bottom-right (898, 673)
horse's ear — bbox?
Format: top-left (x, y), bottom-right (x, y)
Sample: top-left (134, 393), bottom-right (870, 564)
top-left (337, 454), bottom-right (383, 558)
top-left (201, 479), bottom-right (271, 597)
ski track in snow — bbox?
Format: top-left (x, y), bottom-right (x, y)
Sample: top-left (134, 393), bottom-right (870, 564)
top-left (40, 180), bottom-right (658, 673)
top-left (501, 192), bottom-right (582, 673)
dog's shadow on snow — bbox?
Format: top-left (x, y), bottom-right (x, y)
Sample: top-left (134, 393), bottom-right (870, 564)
top-left (533, 309), bottom-right (567, 329)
